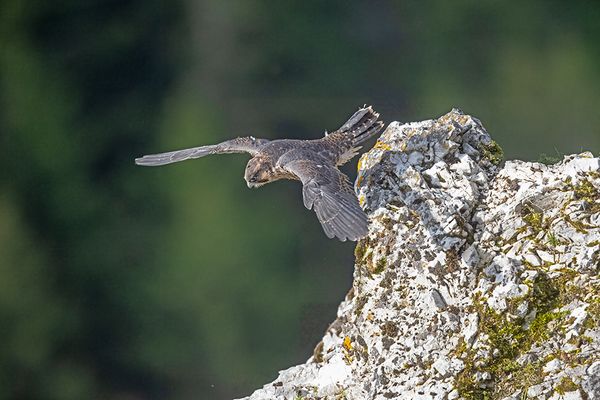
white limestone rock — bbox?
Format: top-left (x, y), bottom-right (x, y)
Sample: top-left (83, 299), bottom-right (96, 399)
top-left (238, 110), bottom-right (600, 400)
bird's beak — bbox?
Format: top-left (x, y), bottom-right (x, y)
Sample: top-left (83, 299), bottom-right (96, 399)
top-left (246, 180), bottom-right (264, 189)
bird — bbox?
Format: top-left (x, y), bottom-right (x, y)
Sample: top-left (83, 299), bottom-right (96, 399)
top-left (135, 106), bottom-right (384, 241)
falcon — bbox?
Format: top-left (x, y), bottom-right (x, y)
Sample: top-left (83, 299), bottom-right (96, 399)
top-left (135, 106), bottom-right (384, 241)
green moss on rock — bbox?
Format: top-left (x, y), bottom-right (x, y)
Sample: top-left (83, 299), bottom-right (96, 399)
top-left (554, 377), bottom-right (579, 395)
top-left (573, 179), bottom-right (600, 213)
top-left (455, 272), bottom-right (572, 399)
top-left (371, 258), bottom-right (387, 274)
top-left (482, 140), bottom-right (504, 165)
top-left (522, 206), bottom-right (544, 235)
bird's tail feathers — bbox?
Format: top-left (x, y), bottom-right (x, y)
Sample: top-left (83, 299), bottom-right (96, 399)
top-left (336, 106), bottom-right (384, 146)
top-left (352, 120), bottom-right (385, 146)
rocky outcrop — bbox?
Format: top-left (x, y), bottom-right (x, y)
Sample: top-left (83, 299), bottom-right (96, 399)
top-left (239, 110), bottom-right (600, 400)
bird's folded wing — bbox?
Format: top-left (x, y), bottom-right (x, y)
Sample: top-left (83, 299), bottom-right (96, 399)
top-left (284, 159), bottom-right (368, 241)
top-left (135, 137), bottom-right (268, 166)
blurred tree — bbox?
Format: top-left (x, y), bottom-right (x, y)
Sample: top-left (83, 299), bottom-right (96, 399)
top-left (0, 0), bottom-right (183, 398)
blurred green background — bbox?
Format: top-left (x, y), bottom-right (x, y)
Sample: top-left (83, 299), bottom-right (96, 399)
top-left (0, 1), bottom-right (598, 399)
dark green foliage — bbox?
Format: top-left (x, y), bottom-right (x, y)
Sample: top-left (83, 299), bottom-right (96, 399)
top-left (538, 153), bottom-right (561, 165)
top-left (0, 1), bottom-right (182, 398)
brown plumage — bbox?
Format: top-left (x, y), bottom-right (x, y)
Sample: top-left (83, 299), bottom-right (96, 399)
top-left (135, 106), bottom-right (384, 241)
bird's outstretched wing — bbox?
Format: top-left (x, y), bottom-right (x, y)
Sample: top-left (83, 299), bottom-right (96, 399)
top-left (135, 137), bottom-right (268, 166)
top-left (283, 159), bottom-right (368, 241)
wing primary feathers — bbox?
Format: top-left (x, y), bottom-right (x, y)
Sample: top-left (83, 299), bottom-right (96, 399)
top-left (135, 145), bottom-right (217, 166)
top-left (135, 137), bottom-right (268, 166)
top-left (283, 158), bottom-right (369, 242)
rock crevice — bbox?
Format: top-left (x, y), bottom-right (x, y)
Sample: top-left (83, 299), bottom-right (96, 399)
top-left (240, 110), bottom-right (600, 400)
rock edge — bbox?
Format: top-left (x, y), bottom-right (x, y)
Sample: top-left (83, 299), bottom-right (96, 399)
top-left (239, 110), bottom-right (600, 400)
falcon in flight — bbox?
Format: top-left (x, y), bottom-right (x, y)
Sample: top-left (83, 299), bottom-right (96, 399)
top-left (135, 106), bottom-right (384, 241)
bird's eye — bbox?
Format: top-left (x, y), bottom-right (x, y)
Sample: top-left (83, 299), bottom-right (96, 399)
top-left (250, 176), bottom-right (257, 183)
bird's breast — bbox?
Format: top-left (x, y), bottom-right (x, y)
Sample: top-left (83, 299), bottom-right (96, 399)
top-left (273, 166), bottom-right (299, 181)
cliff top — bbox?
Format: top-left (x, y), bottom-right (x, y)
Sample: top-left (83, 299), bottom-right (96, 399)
top-left (240, 110), bottom-right (600, 400)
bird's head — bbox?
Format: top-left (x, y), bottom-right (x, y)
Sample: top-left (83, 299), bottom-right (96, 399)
top-left (244, 157), bottom-right (274, 188)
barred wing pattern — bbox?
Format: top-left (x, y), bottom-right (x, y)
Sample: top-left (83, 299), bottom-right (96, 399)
top-left (135, 137), bottom-right (268, 166)
top-left (333, 106), bottom-right (384, 147)
top-left (284, 159), bottom-right (368, 241)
